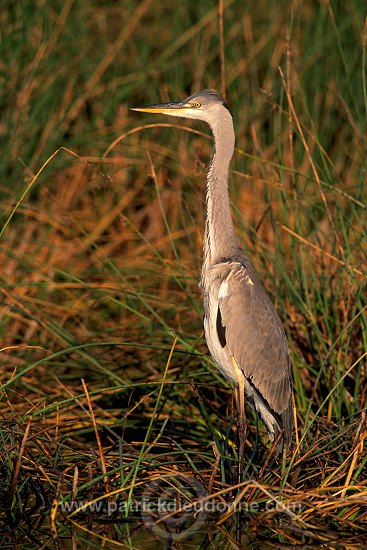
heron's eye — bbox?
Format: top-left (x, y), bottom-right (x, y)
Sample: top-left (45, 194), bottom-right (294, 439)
top-left (194, 101), bottom-right (201, 108)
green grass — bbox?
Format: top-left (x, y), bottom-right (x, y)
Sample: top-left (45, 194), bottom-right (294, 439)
top-left (1, 1), bottom-right (367, 547)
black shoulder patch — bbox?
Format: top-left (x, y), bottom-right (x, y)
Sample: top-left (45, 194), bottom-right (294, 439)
top-left (216, 306), bottom-right (227, 348)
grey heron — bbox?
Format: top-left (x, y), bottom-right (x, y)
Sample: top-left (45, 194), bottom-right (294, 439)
top-left (131, 90), bottom-right (293, 463)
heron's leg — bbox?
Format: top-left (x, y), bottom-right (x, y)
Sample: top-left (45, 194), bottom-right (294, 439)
top-left (235, 374), bottom-right (246, 481)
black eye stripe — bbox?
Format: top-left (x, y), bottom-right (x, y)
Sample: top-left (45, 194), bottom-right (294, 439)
top-left (223, 101), bottom-right (232, 115)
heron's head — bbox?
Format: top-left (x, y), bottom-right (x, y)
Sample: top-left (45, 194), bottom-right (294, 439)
top-left (131, 89), bottom-right (232, 127)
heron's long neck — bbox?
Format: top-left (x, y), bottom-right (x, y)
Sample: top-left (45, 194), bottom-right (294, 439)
top-left (203, 116), bottom-right (238, 271)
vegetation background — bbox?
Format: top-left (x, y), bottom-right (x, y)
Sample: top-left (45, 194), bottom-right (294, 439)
top-left (0, 0), bottom-right (366, 547)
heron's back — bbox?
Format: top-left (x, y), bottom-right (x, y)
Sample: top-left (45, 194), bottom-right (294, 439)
top-left (201, 252), bottom-right (293, 443)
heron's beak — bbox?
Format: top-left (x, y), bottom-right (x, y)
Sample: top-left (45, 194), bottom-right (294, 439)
top-left (130, 101), bottom-right (186, 114)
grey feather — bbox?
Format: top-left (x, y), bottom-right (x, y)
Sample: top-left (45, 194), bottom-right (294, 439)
top-left (207, 256), bottom-right (293, 443)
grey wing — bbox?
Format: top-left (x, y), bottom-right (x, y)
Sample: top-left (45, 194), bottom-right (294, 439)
top-left (215, 260), bottom-right (292, 418)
